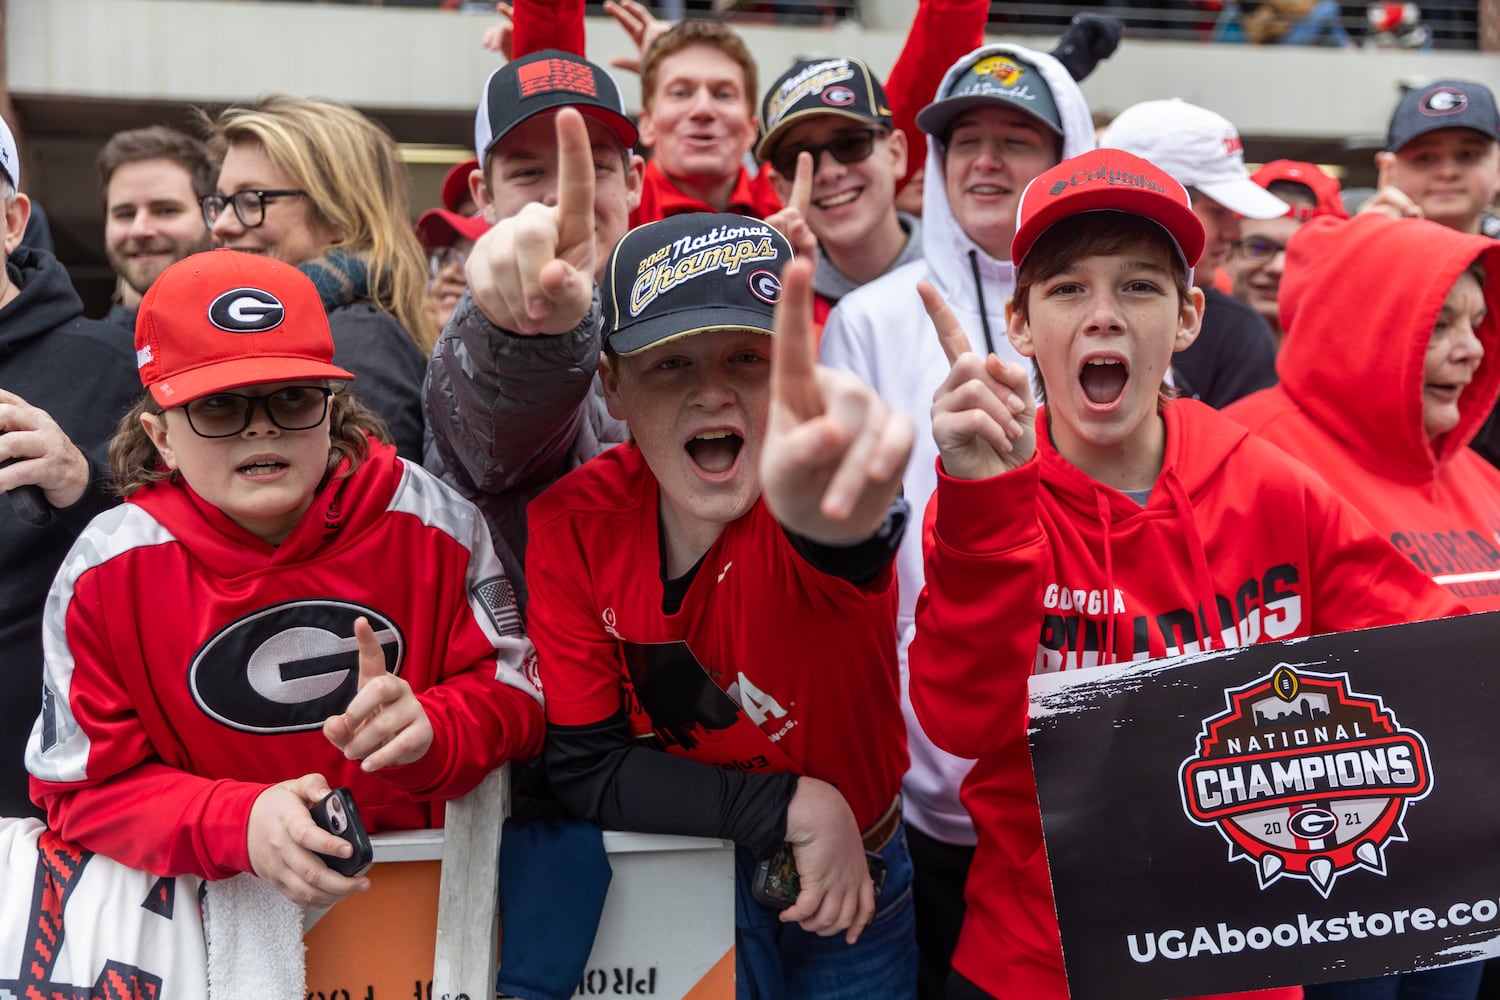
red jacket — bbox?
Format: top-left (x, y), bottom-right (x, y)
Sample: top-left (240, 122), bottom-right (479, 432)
top-left (527, 443), bottom-right (906, 831)
top-left (630, 159), bottom-right (782, 227)
top-left (28, 440), bottom-right (544, 879)
top-left (909, 399), bottom-right (1464, 999)
top-left (1228, 215), bottom-right (1500, 611)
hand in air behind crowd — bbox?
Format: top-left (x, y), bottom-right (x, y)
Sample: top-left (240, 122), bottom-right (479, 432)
top-left (247, 773), bottom-right (371, 908)
top-left (781, 776), bottom-right (876, 943)
top-left (922, 281), bottom-right (1037, 481)
top-left (763, 151), bottom-right (817, 261)
top-left (323, 616), bottom-right (434, 771)
top-left (0, 388), bottom-right (91, 509)
top-left (604, 0), bottom-right (672, 75)
top-left (761, 258), bottom-right (914, 545)
top-left (480, 1), bottom-right (515, 58)
top-left (466, 107), bottom-right (597, 336)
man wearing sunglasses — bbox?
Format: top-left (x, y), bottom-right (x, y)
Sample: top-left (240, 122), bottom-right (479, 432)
top-left (755, 58), bottom-right (918, 337)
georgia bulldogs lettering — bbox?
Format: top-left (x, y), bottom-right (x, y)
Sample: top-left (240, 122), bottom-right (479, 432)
top-left (1036, 564), bottom-right (1302, 672)
top-left (1389, 529), bottom-right (1500, 599)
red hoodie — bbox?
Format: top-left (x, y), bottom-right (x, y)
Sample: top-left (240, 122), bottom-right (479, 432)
top-left (1228, 214), bottom-right (1500, 611)
top-left (909, 399), bottom-right (1464, 999)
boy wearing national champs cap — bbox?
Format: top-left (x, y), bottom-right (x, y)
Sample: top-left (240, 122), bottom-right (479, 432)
top-left (815, 40), bottom-right (1094, 997)
top-left (27, 248), bottom-right (544, 906)
top-left (1365, 79), bottom-right (1500, 239)
top-left (1100, 98), bottom-right (1285, 409)
top-left (525, 212), bottom-right (919, 995)
top-left (425, 48), bottom-right (646, 613)
top-left (906, 147), bottom-right (1464, 1000)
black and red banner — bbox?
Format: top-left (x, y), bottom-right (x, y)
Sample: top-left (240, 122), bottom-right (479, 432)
top-left (1027, 612), bottom-right (1500, 999)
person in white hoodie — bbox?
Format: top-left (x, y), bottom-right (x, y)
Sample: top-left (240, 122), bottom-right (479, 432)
top-left (817, 43), bottom-right (1094, 1000)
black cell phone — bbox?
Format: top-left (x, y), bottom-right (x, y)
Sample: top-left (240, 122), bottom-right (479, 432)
top-left (0, 453), bottom-right (52, 527)
top-left (751, 842), bottom-right (888, 910)
top-left (310, 786), bottom-right (373, 877)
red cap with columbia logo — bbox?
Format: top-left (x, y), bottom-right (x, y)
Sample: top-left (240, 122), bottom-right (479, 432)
top-left (1012, 148), bottom-right (1207, 272)
top-left (136, 249), bottom-right (354, 407)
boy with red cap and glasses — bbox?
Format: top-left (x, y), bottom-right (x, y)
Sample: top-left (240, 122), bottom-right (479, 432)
top-left (908, 147), bottom-right (1463, 1000)
top-left (26, 249), bottom-right (543, 908)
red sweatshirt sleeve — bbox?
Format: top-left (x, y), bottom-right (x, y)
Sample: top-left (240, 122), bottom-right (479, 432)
top-left (883, 0), bottom-right (990, 189)
top-left (510, 0), bottom-right (586, 58)
top-left (909, 456), bottom-right (1049, 761)
top-left (30, 568), bottom-right (268, 879)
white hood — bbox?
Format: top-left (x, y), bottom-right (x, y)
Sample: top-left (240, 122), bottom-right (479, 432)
top-left (920, 43), bottom-right (1097, 310)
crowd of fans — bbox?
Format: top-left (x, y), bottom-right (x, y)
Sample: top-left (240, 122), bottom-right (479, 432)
top-left (1, 0), bottom-right (1498, 998)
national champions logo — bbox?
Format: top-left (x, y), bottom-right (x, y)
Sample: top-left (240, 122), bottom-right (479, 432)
top-left (1179, 666), bottom-right (1432, 897)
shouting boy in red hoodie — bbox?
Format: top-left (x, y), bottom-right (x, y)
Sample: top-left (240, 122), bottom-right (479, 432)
top-left (907, 148), bottom-right (1465, 1000)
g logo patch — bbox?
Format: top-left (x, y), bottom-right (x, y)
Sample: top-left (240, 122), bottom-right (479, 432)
top-left (748, 270), bottom-right (782, 305)
top-left (209, 287), bottom-right (286, 333)
top-left (190, 600), bottom-right (404, 733)
top-left (1421, 87), bottom-right (1469, 116)
top-left (822, 86), bottom-right (856, 107)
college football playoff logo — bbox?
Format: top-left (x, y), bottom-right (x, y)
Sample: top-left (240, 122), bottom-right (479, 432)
top-left (1179, 666), bottom-right (1432, 897)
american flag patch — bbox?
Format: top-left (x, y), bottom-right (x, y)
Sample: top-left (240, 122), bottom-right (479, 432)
top-left (472, 576), bottom-right (523, 637)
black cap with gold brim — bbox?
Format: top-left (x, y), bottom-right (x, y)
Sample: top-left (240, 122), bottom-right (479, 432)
top-left (601, 213), bottom-right (792, 357)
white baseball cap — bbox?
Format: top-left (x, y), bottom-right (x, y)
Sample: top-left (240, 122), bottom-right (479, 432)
top-left (1100, 99), bottom-right (1286, 220)
top-left (0, 112), bottom-right (18, 189)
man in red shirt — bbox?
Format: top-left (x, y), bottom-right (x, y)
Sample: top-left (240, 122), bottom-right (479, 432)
top-left (631, 20), bottom-right (781, 225)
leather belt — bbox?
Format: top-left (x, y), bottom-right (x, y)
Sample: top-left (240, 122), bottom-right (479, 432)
top-left (861, 796), bottom-right (902, 853)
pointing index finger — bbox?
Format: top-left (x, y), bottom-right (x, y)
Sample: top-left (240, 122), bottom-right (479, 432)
top-left (353, 617), bottom-right (387, 688)
top-left (552, 108), bottom-right (598, 263)
top-left (788, 151), bottom-right (812, 219)
top-left (918, 281), bottom-right (973, 367)
top-left (770, 258), bottom-right (823, 422)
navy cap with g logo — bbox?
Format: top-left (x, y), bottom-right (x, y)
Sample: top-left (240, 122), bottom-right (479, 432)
top-left (601, 213), bottom-right (793, 357)
top-left (1385, 79), bottom-right (1500, 152)
top-left (756, 57), bottom-right (893, 162)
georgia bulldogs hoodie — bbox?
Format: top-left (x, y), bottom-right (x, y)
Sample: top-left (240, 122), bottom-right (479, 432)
top-left (909, 398), bottom-right (1464, 999)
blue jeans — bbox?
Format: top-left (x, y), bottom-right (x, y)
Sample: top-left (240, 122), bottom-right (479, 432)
top-left (1280, 0), bottom-right (1355, 46)
top-left (1304, 962), bottom-right (1484, 1000)
top-left (734, 822), bottom-right (918, 999)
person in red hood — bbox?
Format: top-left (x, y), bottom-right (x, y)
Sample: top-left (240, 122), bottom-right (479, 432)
top-left (1228, 214), bottom-right (1500, 618)
top-left (908, 147), bottom-right (1465, 1000)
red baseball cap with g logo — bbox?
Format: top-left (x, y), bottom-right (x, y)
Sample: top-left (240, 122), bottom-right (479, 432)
top-left (135, 249), bottom-right (354, 407)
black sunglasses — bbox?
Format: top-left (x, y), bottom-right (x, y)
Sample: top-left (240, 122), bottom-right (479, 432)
top-left (770, 128), bottom-right (882, 180)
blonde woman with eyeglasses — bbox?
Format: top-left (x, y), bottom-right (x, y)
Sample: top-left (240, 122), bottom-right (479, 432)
top-left (202, 94), bottom-right (434, 459)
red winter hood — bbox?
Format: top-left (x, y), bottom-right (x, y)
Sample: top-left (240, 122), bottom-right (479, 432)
top-left (1275, 214), bottom-right (1500, 477)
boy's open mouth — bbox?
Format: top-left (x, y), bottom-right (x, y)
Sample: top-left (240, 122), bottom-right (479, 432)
top-left (685, 430), bottom-right (743, 474)
top-left (1080, 358), bottom-right (1128, 406)
top-left (238, 460), bottom-right (288, 477)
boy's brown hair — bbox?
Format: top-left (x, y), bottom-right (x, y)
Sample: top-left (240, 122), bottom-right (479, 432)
top-left (640, 20), bottom-right (758, 116)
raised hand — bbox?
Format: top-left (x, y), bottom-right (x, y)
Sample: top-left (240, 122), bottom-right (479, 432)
top-left (760, 258), bottom-right (913, 543)
top-left (780, 777), bottom-right (875, 943)
top-left (247, 773), bottom-right (371, 907)
top-left (604, 0), bottom-right (671, 75)
top-left (479, 1), bottom-right (515, 58)
top-left (323, 617), bottom-right (433, 772)
top-left (921, 281), bottom-right (1036, 480)
top-left (0, 388), bottom-right (91, 509)
top-left (764, 151), bottom-right (816, 261)
top-left (465, 107), bottom-right (597, 336)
